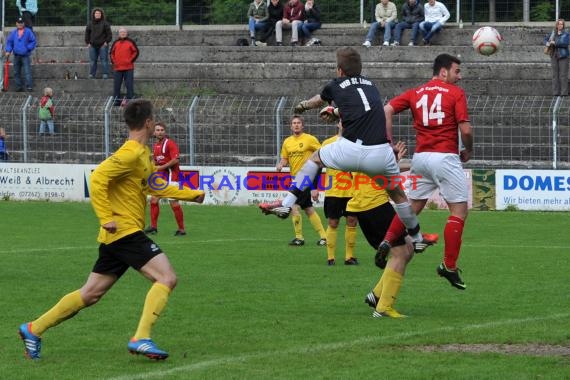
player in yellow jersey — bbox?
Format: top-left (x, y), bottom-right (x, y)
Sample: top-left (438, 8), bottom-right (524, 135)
top-left (321, 125), bottom-right (358, 265)
top-left (347, 142), bottom-right (436, 318)
top-left (18, 100), bottom-right (205, 360)
top-left (273, 115), bottom-right (327, 246)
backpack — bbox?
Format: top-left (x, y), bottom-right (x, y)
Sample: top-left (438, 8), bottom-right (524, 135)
top-left (236, 38), bottom-right (249, 46)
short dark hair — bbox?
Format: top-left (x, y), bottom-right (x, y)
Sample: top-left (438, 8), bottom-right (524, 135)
top-left (433, 54), bottom-right (461, 76)
top-left (336, 47), bottom-right (362, 77)
top-left (290, 114), bottom-right (304, 125)
top-left (155, 121), bottom-right (166, 129)
top-left (124, 100), bottom-right (153, 130)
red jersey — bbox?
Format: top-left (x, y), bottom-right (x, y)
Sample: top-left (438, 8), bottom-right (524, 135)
top-left (389, 78), bottom-right (470, 154)
top-left (152, 137), bottom-right (180, 182)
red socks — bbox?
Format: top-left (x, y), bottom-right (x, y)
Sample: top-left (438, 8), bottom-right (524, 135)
top-left (444, 216), bottom-right (465, 269)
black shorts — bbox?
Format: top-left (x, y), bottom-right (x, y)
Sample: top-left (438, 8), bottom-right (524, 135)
top-left (324, 196), bottom-right (350, 219)
top-left (92, 231), bottom-right (163, 278)
top-left (296, 188), bottom-right (314, 209)
top-left (346, 202), bottom-right (406, 250)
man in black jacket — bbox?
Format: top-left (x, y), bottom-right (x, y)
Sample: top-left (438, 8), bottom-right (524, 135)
top-left (255, 0), bottom-right (284, 46)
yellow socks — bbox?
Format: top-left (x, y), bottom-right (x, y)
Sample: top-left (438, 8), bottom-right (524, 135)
top-left (31, 289), bottom-right (86, 336)
top-left (378, 268), bottom-right (403, 312)
top-left (326, 226), bottom-right (338, 260)
top-left (134, 282), bottom-right (172, 340)
top-left (308, 212), bottom-right (327, 240)
top-left (292, 215), bottom-right (303, 239)
top-left (345, 226), bottom-right (357, 260)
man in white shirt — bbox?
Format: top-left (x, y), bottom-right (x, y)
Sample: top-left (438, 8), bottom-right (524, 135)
top-left (419, 0), bottom-right (450, 45)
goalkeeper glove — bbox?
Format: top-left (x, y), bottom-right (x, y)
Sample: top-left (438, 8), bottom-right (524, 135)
top-left (294, 100), bottom-right (309, 114)
top-left (319, 105), bottom-right (340, 123)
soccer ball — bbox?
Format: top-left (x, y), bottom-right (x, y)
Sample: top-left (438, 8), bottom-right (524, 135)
top-left (472, 26), bottom-right (502, 56)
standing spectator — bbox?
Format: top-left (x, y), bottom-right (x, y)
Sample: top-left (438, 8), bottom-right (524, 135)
top-left (0, 127), bottom-right (8, 161)
top-left (545, 19), bottom-right (570, 96)
top-left (322, 125), bottom-right (358, 265)
top-left (392, 0), bottom-right (424, 46)
top-left (256, 0), bottom-right (283, 46)
top-left (38, 87), bottom-right (55, 136)
top-left (273, 115), bottom-right (327, 247)
top-left (362, 0), bottom-right (397, 47)
top-left (110, 27), bottom-right (139, 106)
top-left (145, 122), bottom-right (188, 236)
top-left (275, 0), bottom-right (304, 46)
top-left (382, 54), bottom-right (473, 290)
top-left (85, 7), bottom-right (112, 79)
top-left (247, 0), bottom-right (269, 46)
top-left (5, 17), bottom-right (36, 92)
top-left (299, 0), bottom-right (321, 46)
top-left (16, 0), bottom-right (37, 30)
top-left (419, 0), bottom-right (450, 45)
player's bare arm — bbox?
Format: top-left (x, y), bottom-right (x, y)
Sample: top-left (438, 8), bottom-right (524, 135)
top-left (276, 158), bottom-right (288, 172)
top-left (458, 121), bottom-right (473, 162)
top-left (383, 104), bottom-right (395, 144)
top-left (102, 221), bottom-right (117, 233)
top-left (156, 158), bottom-right (179, 172)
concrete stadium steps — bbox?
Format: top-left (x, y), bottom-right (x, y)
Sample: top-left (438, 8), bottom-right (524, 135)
top-left (33, 45), bottom-right (547, 64)
top-left (32, 25), bottom-right (549, 48)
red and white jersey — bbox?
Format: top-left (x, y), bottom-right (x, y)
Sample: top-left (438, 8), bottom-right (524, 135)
top-left (389, 78), bottom-right (470, 154)
top-left (152, 137), bottom-right (180, 182)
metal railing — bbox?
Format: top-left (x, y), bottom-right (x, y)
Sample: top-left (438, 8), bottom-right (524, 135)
top-left (0, 94), bottom-right (568, 170)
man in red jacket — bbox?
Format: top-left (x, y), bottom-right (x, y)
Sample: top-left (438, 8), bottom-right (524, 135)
top-left (110, 27), bottom-right (139, 106)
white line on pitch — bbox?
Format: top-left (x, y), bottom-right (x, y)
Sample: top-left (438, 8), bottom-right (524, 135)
top-left (107, 313), bottom-right (570, 380)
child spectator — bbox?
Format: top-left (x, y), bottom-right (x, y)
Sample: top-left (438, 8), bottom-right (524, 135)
top-left (39, 87), bottom-right (55, 136)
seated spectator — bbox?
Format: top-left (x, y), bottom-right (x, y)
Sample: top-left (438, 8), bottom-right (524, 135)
top-left (275, 0), bottom-right (304, 46)
top-left (420, 0), bottom-right (450, 45)
top-left (256, 0), bottom-right (284, 46)
top-left (362, 0), bottom-right (397, 47)
top-left (392, 0), bottom-right (423, 46)
top-left (247, 0), bottom-right (269, 46)
top-left (299, 0), bottom-right (321, 46)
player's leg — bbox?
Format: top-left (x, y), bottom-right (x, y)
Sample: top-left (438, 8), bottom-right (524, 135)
top-left (19, 243), bottom-right (125, 359)
top-left (290, 204), bottom-right (304, 245)
top-left (145, 196), bottom-right (160, 234)
top-left (345, 215), bottom-right (358, 265)
top-left (324, 197), bottom-right (339, 264)
top-left (260, 151), bottom-right (324, 218)
top-left (304, 207), bottom-right (327, 247)
top-left (128, 233), bottom-right (175, 360)
top-left (436, 156), bottom-right (469, 290)
top-left (169, 199), bottom-right (185, 235)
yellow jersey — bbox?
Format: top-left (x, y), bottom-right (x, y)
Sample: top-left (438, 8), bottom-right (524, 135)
top-left (90, 140), bottom-right (204, 244)
top-left (321, 135), bottom-right (354, 198)
top-left (346, 172), bottom-right (390, 213)
top-left (281, 133), bottom-right (321, 176)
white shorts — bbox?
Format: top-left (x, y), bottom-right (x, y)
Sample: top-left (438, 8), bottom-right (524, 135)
top-left (319, 137), bottom-right (400, 188)
top-left (407, 152), bottom-right (468, 203)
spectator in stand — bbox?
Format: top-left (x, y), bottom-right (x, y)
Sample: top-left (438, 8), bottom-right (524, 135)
top-left (544, 19), bottom-right (570, 96)
top-left (256, 0), bottom-right (283, 46)
top-left (392, 0), bottom-right (424, 46)
top-left (362, 0), bottom-right (397, 47)
top-left (85, 7), bottom-right (112, 79)
top-left (0, 127), bottom-right (8, 161)
top-left (247, 0), bottom-right (269, 46)
top-left (275, 0), bottom-right (304, 46)
top-left (298, 0), bottom-right (321, 46)
top-left (5, 17), bottom-right (36, 92)
top-left (16, 0), bottom-right (37, 30)
top-left (110, 27), bottom-right (139, 106)
top-left (39, 87), bottom-right (55, 136)
top-left (419, 0), bottom-right (450, 46)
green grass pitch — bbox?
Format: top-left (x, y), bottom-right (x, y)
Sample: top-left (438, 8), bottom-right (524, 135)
top-left (1, 201), bottom-right (569, 379)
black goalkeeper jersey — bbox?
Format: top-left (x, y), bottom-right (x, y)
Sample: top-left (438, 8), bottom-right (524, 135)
top-left (320, 76), bottom-right (389, 145)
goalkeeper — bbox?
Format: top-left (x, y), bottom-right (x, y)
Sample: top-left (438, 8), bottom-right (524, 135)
top-left (260, 46), bottom-right (435, 253)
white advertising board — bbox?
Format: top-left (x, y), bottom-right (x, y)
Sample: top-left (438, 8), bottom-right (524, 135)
top-left (496, 170), bottom-right (570, 211)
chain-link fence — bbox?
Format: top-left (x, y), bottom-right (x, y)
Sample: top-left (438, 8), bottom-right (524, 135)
top-left (1, 94), bottom-right (568, 169)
